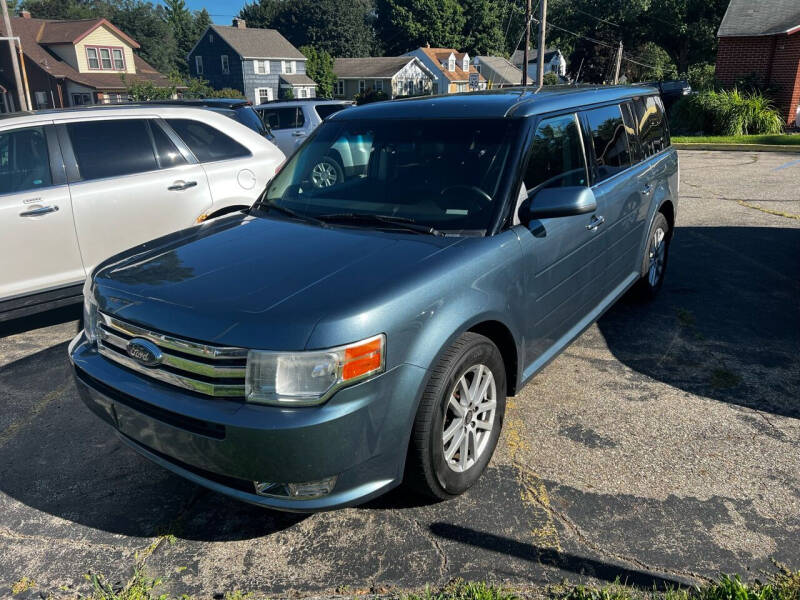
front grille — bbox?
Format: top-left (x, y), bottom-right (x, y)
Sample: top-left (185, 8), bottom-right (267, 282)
top-left (97, 313), bottom-right (247, 398)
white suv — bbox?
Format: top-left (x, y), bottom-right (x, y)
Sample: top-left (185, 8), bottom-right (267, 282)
top-left (0, 105), bottom-right (284, 321)
top-left (256, 100), bottom-right (353, 157)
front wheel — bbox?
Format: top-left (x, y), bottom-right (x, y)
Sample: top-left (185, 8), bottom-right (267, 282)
top-left (405, 332), bottom-right (506, 500)
top-left (309, 156), bottom-right (344, 188)
top-left (635, 211), bottom-right (670, 300)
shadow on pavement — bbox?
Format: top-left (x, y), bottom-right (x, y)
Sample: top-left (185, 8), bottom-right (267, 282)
top-left (598, 226), bottom-right (800, 419)
top-left (0, 305), bottom-right (82, 339)
top-left (430, 522), bottom-right (689, 589)
top-left (0, 342), bottom-right (304, 541)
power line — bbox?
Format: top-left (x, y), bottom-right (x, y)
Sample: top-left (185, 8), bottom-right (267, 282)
top-left (572, 8), bottom-right (618, 28)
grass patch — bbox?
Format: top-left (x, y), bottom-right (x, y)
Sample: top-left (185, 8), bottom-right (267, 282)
top-left (407, 581), bottom-right (520, 600)
top-left (672, 135), bottom-right (800, 146)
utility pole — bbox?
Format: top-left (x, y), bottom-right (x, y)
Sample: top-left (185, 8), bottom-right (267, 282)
top-left (521, 0), bottom-right (531, 86)
top-left (536, 0), bottom-right (547, 87)
top-left (0, 2), bottom-right (27, 111)
top-left (613, 40), bottom-right (623, 85)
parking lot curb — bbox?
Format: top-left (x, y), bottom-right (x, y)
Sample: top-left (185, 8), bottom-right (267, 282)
top-left (674, 143), bottom-right (800, 153)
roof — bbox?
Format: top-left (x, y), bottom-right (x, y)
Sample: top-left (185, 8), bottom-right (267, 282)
top-left (36, 17), bottom-right (139, 47)
top-left (512, 48), bottom-right (561, 65)
top-left (4, 17), bottom-right (172, 90)
top-left (476, 56), bottom-right (523, 86)
top-left (209, 25), bottom-right (305, 59)
top-left (279, 73), bottom-right (316, 86)
top-left (142, 98), bottom-right (252, 108)
top-left (416, 47), bottom-right (485, 83)
top-left (328, 85), bottom-right (659, 121)
top-left (334, 57), bottom-right (419, 79)
top-left (717, 0), bottom-right (800, 37)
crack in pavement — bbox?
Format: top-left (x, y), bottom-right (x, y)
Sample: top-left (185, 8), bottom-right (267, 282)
top-left (412, 516), bottom-right (448, 581)
top-left (0, 378), bottom-right (71, 450)
top-left (735, 199), bottom-right (800, 221)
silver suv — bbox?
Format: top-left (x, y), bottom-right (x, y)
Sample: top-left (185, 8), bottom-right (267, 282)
top-left (255, 100), bottom-right (353, 158)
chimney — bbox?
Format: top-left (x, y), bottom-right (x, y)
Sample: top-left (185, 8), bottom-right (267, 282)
top-left (232, 17), bottom-right (246, 29)
top-left (20, 10), bottom-right (32, 18)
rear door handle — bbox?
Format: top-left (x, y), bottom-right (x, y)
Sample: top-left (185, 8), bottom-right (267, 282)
top-left (168, 180), bottom-right (197, 191)
top-left (292, 131), bottom-right (306, 137)
top-left (586, 215), bottom-right (605, 231)
top-left (20, 205), bottom-right (59, 217)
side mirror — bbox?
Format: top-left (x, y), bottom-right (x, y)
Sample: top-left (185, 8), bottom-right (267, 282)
top-left (518, 186), bottom-right (597, 225)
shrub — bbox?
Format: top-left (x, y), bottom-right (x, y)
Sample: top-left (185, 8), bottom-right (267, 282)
top-left (542, 72), bottom-right (559, 86)
top-left (670, 89), bottom-right (784, 136)
top-left (686, 63), bottom-right (716, 91)
top-left (355, 88), bottom-right (389, 105)
top-left (209, 87), bottom-right (245, 99)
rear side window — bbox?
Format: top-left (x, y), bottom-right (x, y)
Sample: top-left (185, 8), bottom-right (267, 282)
top-left (233, 107), bottom-right (268, 135)
top-left (632, 95), bottom-right (669, 157)
top-left (620, 102), bottom-right (643, 164)
top-left (68, 119), bottom-right (159, 181)
top-left (523, 113), bottom-right (587, 192)
top-left (584, 105), bottom-right (630, 183)
top-left (149, 123), bottom-right (187, 169)
top-left (259, 107), bottom-right (304, 130)
top-left (315, 104), bottom-right (349, 120)
top-left (0, 126), bottom-right (53, 194)
top-left (166, 119), bottom-right (250, 162)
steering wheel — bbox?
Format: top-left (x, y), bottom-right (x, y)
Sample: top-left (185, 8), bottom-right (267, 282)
top-left (440, 185), bottom-right (494, 212)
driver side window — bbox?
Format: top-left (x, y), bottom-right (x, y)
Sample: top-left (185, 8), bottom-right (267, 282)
top-left (523, 113), bottom-right (587, 193)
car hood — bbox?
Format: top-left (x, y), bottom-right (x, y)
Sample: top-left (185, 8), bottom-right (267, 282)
top-left (93, 213), bottom-right (464, 350)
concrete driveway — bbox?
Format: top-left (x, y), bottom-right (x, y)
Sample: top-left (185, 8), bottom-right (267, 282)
top-left (1, 151), bottom-right (798, 598)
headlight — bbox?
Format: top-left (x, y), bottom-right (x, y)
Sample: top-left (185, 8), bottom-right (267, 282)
top-left (246, 334), bottom-right (385, 406)
top-left (82, 278), bottom-right (99, 344)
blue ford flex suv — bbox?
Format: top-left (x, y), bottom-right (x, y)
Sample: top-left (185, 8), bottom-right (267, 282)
top-left (70, 86), bottom-right (678, 511)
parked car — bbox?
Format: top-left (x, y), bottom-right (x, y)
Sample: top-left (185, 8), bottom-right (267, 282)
top-left (71, 86), bottom-right (678, 511)
top-left (142, 98), bottom-right (275, 141)
top-left (0, 105), bottom-right (284, 321)
top-left (255, 99), bottom-right (353, 157)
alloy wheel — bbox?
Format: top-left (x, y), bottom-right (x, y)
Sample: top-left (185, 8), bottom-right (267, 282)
top-left (442, 364), bottom-right (497, 473)
top-left (648, 227), bottom-right (666, 287)
top-left (311, 161), bottom-right (338, 187)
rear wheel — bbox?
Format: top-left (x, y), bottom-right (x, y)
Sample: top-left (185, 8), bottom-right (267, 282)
top-left (405, 332), bottom-right (506, 500)
top-left (635, 212), bottom-right (670, 300)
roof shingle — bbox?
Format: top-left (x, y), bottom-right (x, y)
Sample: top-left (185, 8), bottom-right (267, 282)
top-left (334, 57), bottom-right (416, 78)
top-left (718, 0), bottom-right (800, 37)
top-left (210, 25), bottom-right (305, 59)
top-left (418, 47), bottom-right (484, 83)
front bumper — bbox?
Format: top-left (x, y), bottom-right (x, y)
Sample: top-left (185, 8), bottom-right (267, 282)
top-left (69, 334), bottom-right (427, 512)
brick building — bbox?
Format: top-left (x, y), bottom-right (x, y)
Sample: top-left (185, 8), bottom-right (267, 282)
top-left (715, 0), bottom-right (800, 127)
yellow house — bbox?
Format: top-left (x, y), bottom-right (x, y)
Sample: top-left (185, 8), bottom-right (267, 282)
top-left (0, 13), bottom-right (175, 111)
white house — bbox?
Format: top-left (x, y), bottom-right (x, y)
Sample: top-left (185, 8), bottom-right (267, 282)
top-left (512, 47), bottom-right (567, 81)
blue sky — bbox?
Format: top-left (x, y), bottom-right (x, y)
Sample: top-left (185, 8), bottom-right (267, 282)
top-left (155, 0), bottom-right (246, 24)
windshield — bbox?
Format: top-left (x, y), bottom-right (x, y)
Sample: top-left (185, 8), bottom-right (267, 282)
top-left (260, 118), bottom-right (518, 233)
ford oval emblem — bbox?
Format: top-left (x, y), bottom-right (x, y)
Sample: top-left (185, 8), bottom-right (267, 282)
top-left (126, 338), bottom-right (162, 367)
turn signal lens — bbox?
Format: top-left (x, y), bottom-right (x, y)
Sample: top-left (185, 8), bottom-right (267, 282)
top-left (342, 336), bottom-right (383, 381)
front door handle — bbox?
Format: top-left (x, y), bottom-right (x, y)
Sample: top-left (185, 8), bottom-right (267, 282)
top-left (292, 131), bottom-right (306, 137)
top-left (642, 183), bottom-right (654, 195)
top-left (168, 180), bottom-right (197, 191)
top-left (586, 215), bottom-right (605, 231)
top-left (20, 205), bottom-right (59, 217)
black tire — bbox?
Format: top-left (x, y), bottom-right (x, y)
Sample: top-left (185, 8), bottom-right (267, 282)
top-left (634, 211), bottom-right (671, 301)
top-left (310, 156), bottom-right (344, 188)
top-left (405, 332), bottom-right (506, 500)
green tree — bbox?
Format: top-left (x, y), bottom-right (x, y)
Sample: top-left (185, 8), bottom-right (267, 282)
top-left (123, 76), bottom-right (176, 100)
top-left (375, 0), bottom-right (466, 55)
top-left (239, 0), bottom-right (376, 57)
top-left (18, 0), bottom-right (95, 18)
top-left (625, 42), bottom-right (678, 82)
top-left (542, 72), bottom-right (558, 85)
top-left (164, 0), bottom-right (194, 73)
top-left (300, 45), bottom-right (336, 98)
top-left (461, 0), bottom-right (504, 55)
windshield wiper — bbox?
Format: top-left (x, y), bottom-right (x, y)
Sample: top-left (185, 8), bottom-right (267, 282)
top-left (252, 200), bottom-right (329, 228)
top-left (317, 213), bottom-right (445, 236)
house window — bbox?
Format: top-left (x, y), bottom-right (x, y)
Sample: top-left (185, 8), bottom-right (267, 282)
top-left (221, 55), bottom-right (230, 74)
top-left (34, 91), bottom-right (49, 109)
top-left (255, 60), bottom-right (269, 74)
top-left (209, 33), bottom-right (214, 44)
top-left (86, 46), bottom-right (126, 71)
top-left (255, 87), bottom-right (273, 104)
top-left (334, 80), bottom-right (344, 96)
top-left (456, 83), bottom-right (467, 92)
top-left (374, 80), bottom-right (383, 92)
top-left (71, 93), bottom-right (92, 106)
top-left (358, 80), bottom-right (366, 93)
top-left (195, 55), bottom-right (203, 75)
top-left (282, 60), bottom-right (295, 74)
top-left (462, 57), bottom-right (469, 72)
top-left (448, 56), bottom-right (455, 72)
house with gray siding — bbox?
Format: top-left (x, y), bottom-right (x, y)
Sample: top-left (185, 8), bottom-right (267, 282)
top-left (188, 18), bottom-right (316, 104)
top-left (333, 57), bottom-right (435, 100)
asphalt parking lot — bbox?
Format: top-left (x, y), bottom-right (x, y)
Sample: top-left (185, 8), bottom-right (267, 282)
top-left (1, 150), bottom-right (798, 598)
